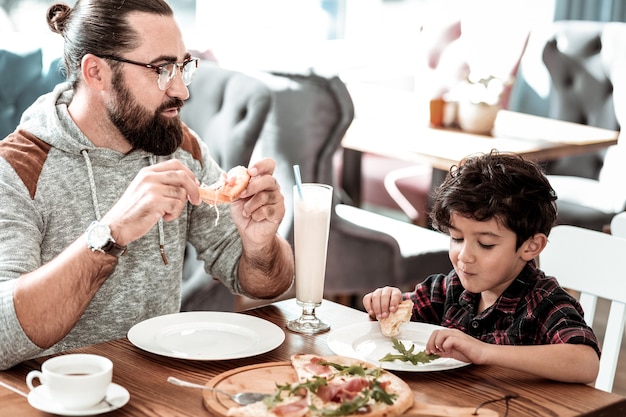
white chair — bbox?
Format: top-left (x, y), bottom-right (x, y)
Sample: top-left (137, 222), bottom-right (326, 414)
top-left (382, 164), bottom-right (433, 227)
top-left (540, 225), bottom-right (626, 392)
top-left (610, 211), bottom-right (626, 238)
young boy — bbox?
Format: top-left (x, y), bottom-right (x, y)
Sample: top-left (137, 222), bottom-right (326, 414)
top-left (363, 151), bottom-right (600, 384)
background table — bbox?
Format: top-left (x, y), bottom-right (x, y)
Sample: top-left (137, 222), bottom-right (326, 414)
top-left (340, 84), bottom-right (619, 206)
top-left (342, 110), bottom-right (619, 172)
top-left (1, 299), bottom-right (625, 416)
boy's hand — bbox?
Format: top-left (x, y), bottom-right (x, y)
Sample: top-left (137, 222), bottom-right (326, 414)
top-left (425, 328), bottom-right (488, 364)
top-left (362, 286), bottom-right (403, 320)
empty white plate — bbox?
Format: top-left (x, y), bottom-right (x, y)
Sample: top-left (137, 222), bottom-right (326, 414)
top-left (128, 311), bottom-right (285, 360)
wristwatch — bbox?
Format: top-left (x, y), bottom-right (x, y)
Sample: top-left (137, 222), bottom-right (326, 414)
top-left (85, 221), bottom-right (127, 257)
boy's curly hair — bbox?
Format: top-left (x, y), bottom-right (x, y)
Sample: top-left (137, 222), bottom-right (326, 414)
top-left (430, 151), bottom-right (558, 249)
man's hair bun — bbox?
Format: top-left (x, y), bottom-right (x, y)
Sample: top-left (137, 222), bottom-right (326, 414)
top-left (47, 3), bottom-right (71, 34)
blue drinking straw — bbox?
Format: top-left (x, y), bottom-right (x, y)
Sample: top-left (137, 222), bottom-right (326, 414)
top-left (293, 165), bottom-right (303, 199)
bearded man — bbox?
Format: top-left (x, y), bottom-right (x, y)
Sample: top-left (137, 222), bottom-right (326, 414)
top-left (0, 0), bottom-right (294, 370)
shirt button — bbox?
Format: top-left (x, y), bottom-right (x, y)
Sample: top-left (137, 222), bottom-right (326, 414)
top-left (471, 320), bottom-right (479, 329)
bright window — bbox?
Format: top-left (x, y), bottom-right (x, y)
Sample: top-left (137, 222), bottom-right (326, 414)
top-left (1, 0), bottom-right (554, 94)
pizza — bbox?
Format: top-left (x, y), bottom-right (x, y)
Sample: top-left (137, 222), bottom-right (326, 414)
top-left (379, 299), bottom-right (413, 338)
top-left (199, 165), bottom-right (251, 205)
top-left (226, 354), bottom-right (413, 417)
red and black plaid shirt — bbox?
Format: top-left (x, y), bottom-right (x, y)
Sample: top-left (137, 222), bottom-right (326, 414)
top-left (404, 260), bottom-right (601, 357)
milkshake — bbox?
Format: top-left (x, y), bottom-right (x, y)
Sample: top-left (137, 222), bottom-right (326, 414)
top-left (287, 183), bottom-right (333, 333)
top-left (294, 184), bottom-right (332, 304)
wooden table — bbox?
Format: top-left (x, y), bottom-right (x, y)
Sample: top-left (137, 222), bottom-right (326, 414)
top-left (340, 84), bottom-right (619, 206)
top-left (2, 299), bottom-right (625, 416)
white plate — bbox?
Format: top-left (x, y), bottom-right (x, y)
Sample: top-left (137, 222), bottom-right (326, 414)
top-left (127, 311), bottom-right (285, 360)
top-left (28, 383), bottom-right (129, 416)
top-left (327, 322), bottom-right (469, 372)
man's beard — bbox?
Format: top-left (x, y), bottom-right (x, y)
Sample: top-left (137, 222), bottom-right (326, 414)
top-left (107, 70), bottom-right (184, 155)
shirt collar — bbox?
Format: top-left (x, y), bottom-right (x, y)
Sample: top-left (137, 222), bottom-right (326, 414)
top-left (456, 260), bottom-right (537, 315)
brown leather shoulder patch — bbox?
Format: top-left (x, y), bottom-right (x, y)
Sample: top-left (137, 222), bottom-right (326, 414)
top-left (180, 125), bottom-right (203, 168)
top-left (0, 131), bottom-right (51, 199)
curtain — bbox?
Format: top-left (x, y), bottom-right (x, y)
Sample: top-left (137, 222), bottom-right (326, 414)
top-left (554, 0), bottom-right (626, 22)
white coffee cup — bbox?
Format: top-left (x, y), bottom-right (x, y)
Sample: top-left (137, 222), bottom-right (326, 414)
top-left (26, 354), bottom-right (113, 410)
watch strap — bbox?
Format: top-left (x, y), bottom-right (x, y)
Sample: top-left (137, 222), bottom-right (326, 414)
top-left (101, 240), bottom-right (127, 257)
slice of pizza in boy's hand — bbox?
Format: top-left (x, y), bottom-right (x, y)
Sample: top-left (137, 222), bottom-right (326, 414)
top-left (379, 299), bottom-right (413, 338)
top-left (198, 165), bottom-right (251, 205)
top-left (226, 354), bottom-right (414, 417)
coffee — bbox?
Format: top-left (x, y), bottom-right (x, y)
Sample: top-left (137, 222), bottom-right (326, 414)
top-left (53, 364), bottom-right (102, 375)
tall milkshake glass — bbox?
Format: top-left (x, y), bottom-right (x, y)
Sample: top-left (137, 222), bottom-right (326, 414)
top-left (287, 183), bottom-right (333, 334)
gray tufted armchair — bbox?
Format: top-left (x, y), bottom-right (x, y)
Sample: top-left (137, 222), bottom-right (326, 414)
top-left (542, 20), bottom-right (619, 180)
top-left (539, 21), bottom-right (625, 231)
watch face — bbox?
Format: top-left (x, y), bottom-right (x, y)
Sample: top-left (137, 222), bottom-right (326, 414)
top-left (88, 223), bottom-right (111, 248)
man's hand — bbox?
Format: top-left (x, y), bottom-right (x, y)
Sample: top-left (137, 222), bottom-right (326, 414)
top-left (229, 158), bottom-right (294, 299)
top-left (101, 159), bottom-right (200, 246)
top-left (229, 158), bottom-right (285, 248)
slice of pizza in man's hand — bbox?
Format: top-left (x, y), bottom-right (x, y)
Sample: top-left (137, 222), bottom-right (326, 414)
top-left (198, 165), bottom-right (251, 205)
top-left (226, 354), bottom-right (414, 417)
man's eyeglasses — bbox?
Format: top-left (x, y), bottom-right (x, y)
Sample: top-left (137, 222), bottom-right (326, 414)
top-left (97, 55), bottom-right (199, 90)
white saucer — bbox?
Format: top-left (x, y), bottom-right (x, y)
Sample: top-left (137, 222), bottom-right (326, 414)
top-left (28, 383), bottom-right (130, 416)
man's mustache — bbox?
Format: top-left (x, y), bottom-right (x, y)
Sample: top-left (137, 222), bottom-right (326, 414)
top-left (158, 98), bottom-right (185, 113)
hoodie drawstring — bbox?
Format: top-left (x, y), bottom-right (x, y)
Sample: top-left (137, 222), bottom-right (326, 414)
top-left (82, 150), bottom-right (102, 220)
top-left (81, 150), bottom-right (168, 265)
top-left (150, 155), bottom-right (169, 265)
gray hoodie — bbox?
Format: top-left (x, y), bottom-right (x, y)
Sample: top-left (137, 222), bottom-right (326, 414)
top-left (0, 82), bottom-right (243, 369)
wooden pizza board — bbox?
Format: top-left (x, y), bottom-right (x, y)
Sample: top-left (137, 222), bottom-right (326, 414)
top-left (202, 361), bottom-right (498, 417)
